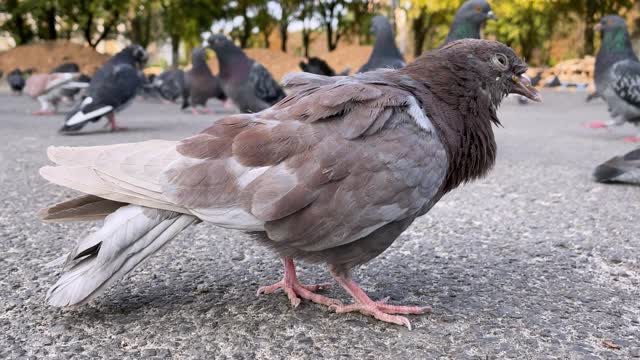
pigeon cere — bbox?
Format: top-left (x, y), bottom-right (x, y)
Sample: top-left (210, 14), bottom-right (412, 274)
top-left (0, 1), bottom-right (638, 359)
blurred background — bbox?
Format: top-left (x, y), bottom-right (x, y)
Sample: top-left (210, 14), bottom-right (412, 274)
top-left (0, 0), bottom-right (638, 83)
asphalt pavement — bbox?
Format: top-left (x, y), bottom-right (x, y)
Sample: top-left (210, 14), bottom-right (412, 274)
top-left (0, 91), bottom-right (638, 359)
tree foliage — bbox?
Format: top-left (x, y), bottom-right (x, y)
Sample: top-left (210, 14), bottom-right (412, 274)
top-left (0, 0), bottom-right (638, 66)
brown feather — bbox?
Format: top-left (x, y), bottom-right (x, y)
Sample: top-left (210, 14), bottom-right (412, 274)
top-left (38, 195), bottom-right (127, 222)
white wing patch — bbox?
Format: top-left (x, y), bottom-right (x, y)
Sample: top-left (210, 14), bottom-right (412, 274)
top-left (406, 96), bottom-right (434, 133)
top-left (66, 106), bottom-right (114, 126)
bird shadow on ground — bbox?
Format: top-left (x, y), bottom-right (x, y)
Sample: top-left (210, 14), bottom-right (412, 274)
top-left (59, 127), bottom-right (151, 136)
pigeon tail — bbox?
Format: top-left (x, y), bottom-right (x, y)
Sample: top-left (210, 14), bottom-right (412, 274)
top-left (47, 205), bottom-right (198, 307)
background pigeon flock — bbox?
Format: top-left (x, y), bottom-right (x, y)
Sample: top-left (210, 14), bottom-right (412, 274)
top-left (1, 0), bottom-right (639, 337)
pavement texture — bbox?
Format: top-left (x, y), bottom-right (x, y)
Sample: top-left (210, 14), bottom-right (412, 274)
top-left (0, 91), bottom-right (639, 360)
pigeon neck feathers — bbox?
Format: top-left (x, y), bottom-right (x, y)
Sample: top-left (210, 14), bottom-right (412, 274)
top-left (445, 20), bottom-right (480, 44)
top-left (601, 28), bottom-right (634, 54)
top-left (400, 47), bottom-right (499, 192)
top-left (371, 26), bottom-right (403, 60)
top-left (214, 43), bottom-right (253, 81)
top-left (191, 50), bottom-right (212, 74)
top-left (595, 27), bottom-right (638, 85)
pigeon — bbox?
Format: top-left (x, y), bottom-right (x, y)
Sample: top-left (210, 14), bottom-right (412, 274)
top-left (51, 62), bottom-right (80, 74)
top-left (183, 47), bottom-right (227, 114)
top-left (206, 34), bottom-right (285, 113)
top-left (594, 147), bottom-right (640, 184)
top-left (24, 72), bottom-right (89, 115)
top-left (443, 0), bottom-right (496, 45)
top-left (39, 39), bottom-right (540, 329)
top-left (358, 15), bottom-right (405, 73)
top-left (61, 45), bottom-right (148, 133)
top-left (7, 68), bottom-right (26, 94)
top-left (153, 69), bottom-right (187, 103)
top-left (299, 57), bottom-right (349, 76)
top-left (587, 16), bottom-right (640, 142)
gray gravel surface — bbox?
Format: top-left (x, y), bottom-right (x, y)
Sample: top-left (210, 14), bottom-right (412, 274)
top-left (0, 92), bottom-right (639, 359)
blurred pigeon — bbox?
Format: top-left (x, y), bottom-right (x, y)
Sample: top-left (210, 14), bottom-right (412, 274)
top-left (206, 34), bottom-right (285, 113)
top-left (137, 72), bottom-right (163, 101)
top-left (48, 62), bottom-right (91, 103)
top-left (61, 45), bottom-right (148, 133)
top-left (39, 40), bottom-right (539, 329)
top-left (299, 57), bottom-right (349, 76)
top-left (24, 72), bottom-right (89, 115)
top-left (358, 15), bottom-right (405, 73)
top-left (7, 68), bottom-right (26, 93)
top-left (153, 69), bottom-right (186, 103)
top-left (51, 62), bottom-right (80, 74)
top-left (443, 0), bottom-right (496, 45)
top-left (588, 16), bottom-right (640, 142)
top-left (594, 148), bottom-right (640, 184)
top-left (183, 47), bottom-right (227, 114)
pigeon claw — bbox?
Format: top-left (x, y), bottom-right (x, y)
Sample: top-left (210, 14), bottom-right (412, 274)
top-left (257, 257), bottom-right (340, 308)
top-left (257, 280), bottom-right (338, 308)
top-left (587, 121), bottom-right (609, 129)
top-left (330, 301), bottom-right (431, 330)
top-left (623, 136), bottom-right (640, 143)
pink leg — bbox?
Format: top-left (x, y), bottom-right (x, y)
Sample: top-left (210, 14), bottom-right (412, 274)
top-left (107, 113), bottom-right (126, 132)
top-left (587, 121), bottom-right (609, 129)
top-left (624, 136), bottom-right (640, 143)
top-left (329, 269), bottom-right (431, 330)
top-left (257, 257), bottom-right (339, 308)
top-left (32, 110), bottom-right (55, 116)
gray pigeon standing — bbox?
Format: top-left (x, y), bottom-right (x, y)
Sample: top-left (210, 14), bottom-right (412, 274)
top-left (206, 34), bottom-right (285, 113)
top-left (38, 40), bottom-right (540, 329)
top-left (154, 68), bottom-right (186, 103)
top-left (183, 47), bottom-right (227, 114)
top-left (7, 69), bottom-right (26, 94)
top-left (358, 15), bottom-right (405, 73)
top-left (587, 15), bottom-right (640, 142)
top-left (443, 0), bottom-right (496, 45)
top-left (594, 147), bottom-right (640, 184)
top-left (61, 45), bottom-right (148, 133)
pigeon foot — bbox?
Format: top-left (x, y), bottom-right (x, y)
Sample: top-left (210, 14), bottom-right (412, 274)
top-left (329, 269), bottom-right (431, 330)
top-left (257, 257), bottom-right (339, 308)
top-left (587, 121), bottom-right (608, 129)
top-left (624, 136), bottom-right (640, 143)
top-left (32, 110), bottom-right (55, 116)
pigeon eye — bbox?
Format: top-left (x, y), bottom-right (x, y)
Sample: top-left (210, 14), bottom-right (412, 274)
top-left (475, 6), bottom-right (482, 12)
top-left (493, 54), bottom-right (509, 69)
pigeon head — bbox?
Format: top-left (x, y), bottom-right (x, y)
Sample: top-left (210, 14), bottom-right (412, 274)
top-left (206, 34), bottom-right (240, 55)
top-left (445, 0), bottom-right (495, 44)
top-left (370, 15), bottom-right (393, 35)
top-left (408, 39), bottom-right (540, 111)
top-left (457, 0), bottom-right (495, 24)
top-left (448, 39), bottom-right (540, 105)
top-left (596, 15), bottom-right (627, 33)
top-left (191, 47), bottom-right (211, 71)
top-left (118, 45), bottom-right (148, 68)
top-left (595, 15), bottom-right (633, 53)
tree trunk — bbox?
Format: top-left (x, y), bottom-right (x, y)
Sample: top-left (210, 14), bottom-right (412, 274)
top-left (279, 23), bottom-right (288, 52)
top-left (302, 30), bottom-right (311, 58)
top-left (583, 0), bottom-right (596, 56)
top-left (412, 12), bottom-right (427, 57)
top-left (46, 6), bottom-right (57, 40)
top-left (171, 34), bottom-right (180, 68)
top-left (263, 30), bottom-right (270, 48)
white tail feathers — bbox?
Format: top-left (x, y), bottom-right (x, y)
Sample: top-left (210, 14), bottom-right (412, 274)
top-left (47, 205), bottom-right (198, 307)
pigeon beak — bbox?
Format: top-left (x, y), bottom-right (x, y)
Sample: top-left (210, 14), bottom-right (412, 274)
top-left (487, 11), bottom-right (497, 20)
top-left (511, 74), bottom-right (542, 102)
top-left (594, 23), bottom-right (602, 31)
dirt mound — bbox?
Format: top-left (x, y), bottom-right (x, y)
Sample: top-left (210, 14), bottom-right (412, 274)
top-left (0, 41), bottom-right (109, 75)
top-left (207, 48), bottom-right (303, 81)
